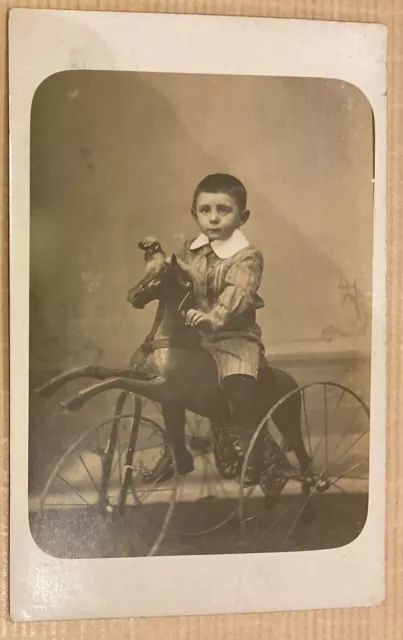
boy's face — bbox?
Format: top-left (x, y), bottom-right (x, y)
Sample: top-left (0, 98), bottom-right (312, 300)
top-left (192, 191), bottom-right (247, 242)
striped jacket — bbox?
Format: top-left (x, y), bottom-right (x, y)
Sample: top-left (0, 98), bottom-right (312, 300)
top-left (178, 230), bottom-right (265, 344)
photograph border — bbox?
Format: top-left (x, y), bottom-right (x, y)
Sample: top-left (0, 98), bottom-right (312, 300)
top-left (8, 8), bottom-right (387, 621)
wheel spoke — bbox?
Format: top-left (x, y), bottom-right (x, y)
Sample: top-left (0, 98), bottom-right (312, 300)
top-left (281, 490), bottom-right (316, 547)
top-left (129, 444), bottom-right (161, 454)
top-left (55, 473), bottom-right (98, 509)
top-left (329, 457), bottom-right (370, 487)
top-left (147, 399), bottom-right (162, 418)
top-left (42, 503), bottom-right (95, 508)
top-left (331, 432), bottom-right (369, 470)
top-left (308, 387), bottom-right (331, 470)
top-left (333, 405), bottom-right (363, 456)
top-left (301, 390), bottom-right (313, 459)
top-left (95, 427), bottom-right (102, 451)
top-left (134, 478), bottom-right (176, 511)
top-left (256, 499), bottom-right (297, 546)
top-left (132, 456), bottom-right (171, 504)
top-left (77, 453), bottom-right (99, 493)
top-left (280, 454), bottom-right (333, 546)
top-left (328, 388), bottom-right (346, 428)
top-left (310, 432), bottom-right (325, 466)
top-left (143, 451), bottom-right (164, 475)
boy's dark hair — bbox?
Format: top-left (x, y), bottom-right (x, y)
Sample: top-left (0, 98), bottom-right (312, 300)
top-left (192, 173), bottom-right (247, 211)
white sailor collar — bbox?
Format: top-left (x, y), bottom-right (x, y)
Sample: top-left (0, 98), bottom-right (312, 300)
top-left (189, 229), bottom-right (250, 259)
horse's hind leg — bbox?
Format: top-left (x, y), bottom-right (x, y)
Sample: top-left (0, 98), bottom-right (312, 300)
top-left (270, 384), bottom-right (317, 522)
top-left (271, 393), bottom-right (311, 475)
top-left (257, 367), bottom-right (310, 474)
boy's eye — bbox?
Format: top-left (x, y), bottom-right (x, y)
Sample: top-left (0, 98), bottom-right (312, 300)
top-left (197, 205), bottom-right (233, 214)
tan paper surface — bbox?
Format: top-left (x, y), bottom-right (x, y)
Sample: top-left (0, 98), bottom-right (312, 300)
top-left (1, 0), bottom-right (401, 637)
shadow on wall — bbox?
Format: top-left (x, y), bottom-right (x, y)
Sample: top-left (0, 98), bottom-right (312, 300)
top-left (30, 71), bottom-right (374, 391)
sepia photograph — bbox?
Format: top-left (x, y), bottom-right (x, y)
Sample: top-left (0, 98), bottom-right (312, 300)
top-left (9, 9), bottom-right (386, 621)
top-left (29, 70), bottom-right (373, 559)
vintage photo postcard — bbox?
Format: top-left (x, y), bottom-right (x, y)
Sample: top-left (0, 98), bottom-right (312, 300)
top-left (9, 8), bottom-right (387, 621)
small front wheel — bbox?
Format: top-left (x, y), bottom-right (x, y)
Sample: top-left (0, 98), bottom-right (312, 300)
top-left (31, 392), bottom-right (177, 558)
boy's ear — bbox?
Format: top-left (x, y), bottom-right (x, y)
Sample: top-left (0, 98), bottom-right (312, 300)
top-left (240, 209), bottom-right (250, 225)
top-left (190, 208), bottom-right (197, 220)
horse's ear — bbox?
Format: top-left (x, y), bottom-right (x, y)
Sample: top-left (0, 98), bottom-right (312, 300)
top-left (171, 254), bottom-right (178, 267)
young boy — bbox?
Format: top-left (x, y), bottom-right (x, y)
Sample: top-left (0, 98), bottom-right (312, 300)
top-left (142, 173), bottom-right (267, 484)
top-left (180, 173), bottom-right (264, 370)
top-left (180, 173), bottom-right (266, 481)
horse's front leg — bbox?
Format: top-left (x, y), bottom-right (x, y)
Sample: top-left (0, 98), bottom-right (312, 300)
top-left (162, 403), bottom-right (194, 472)
top-left (143, 402), bottom-right (194, 484)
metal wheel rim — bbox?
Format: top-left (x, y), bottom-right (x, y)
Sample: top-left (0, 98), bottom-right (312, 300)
top-left (239, 382), bottom-right (370, 548)
top-left (33, 404), bottom-right (177, 557)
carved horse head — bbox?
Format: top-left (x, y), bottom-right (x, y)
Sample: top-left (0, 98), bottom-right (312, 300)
top-left (127, 241), bottom-right (193, 311)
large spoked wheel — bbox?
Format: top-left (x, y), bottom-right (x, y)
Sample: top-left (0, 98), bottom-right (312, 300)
top-left (169, 412), bottom-right (244, 538)
top-left (239, 382), bottom-right (370, 552)
top-left (32, 392), bottom-right (177, 558)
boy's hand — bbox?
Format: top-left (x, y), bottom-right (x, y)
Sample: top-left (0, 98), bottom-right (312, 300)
top-left (185, 309), bottom-right (213, 330)
top-left (138, 236), bottom-right (164, 256)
